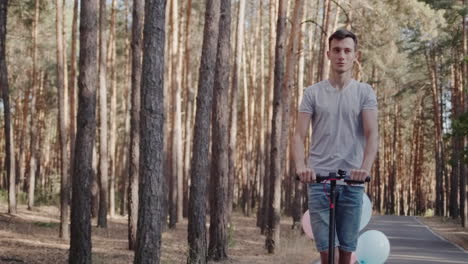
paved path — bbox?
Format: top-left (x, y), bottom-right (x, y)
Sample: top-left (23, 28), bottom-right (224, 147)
top-left (362, 215), bottom-right (467, 264)
top-left (313, 215), bottom-right (467, 264)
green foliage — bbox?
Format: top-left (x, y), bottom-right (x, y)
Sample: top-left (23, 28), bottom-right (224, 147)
top-left (228, 223), bottom-right (236, 248)
top-left (452, 112), bottom-right (468, 137)
top-left (34, 188), bottom-right (60, 207)
top-left (0, 189), bottom-right (7, 203)
top-left (17, 191), bottom-right (28, 204)
top-left (33, 221), bottom-right (59, 228)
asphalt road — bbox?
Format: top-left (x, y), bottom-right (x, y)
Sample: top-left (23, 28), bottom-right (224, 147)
top-left (362, 215), bottom-right (467, 264)
top-left (313, 215), bottom-right (467, 264)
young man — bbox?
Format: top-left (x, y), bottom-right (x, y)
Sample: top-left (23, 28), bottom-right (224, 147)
top-left (292, 29), bottom-right (379, 264)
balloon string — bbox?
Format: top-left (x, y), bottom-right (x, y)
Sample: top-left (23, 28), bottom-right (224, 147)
top-left (322, 179), bottom-right (339, 209)
top-left (322, 180), bottom-right (332, 208)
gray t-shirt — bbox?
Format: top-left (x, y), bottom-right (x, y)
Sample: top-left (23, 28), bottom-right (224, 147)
top-left (299, 79), bottom-right (378, 178)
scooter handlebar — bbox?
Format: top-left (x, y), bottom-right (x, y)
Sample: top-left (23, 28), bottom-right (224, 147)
top-left (296, 172), bottom-right (371, 184)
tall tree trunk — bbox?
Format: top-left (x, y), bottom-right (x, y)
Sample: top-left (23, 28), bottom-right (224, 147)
top-left (69, 0), bottom-right (79, 180)
top-left (266, 0), bottom-right (287, 253)
top-left (261, 0), bottom-right (277, 234)
top-left (208, 0), bottom-right (231, 259)
top-left (292, 7), bottom-right (306, 227)
top-left (97, 0), bottom-right (109, 228)
top-left (317, 0), bottom-right (331, 81)
top-left (187, 0), bottom-right (220, 262)
top-left (168, 0), bottom-right (183, 228)
top-left (182, 0), bottom-right (193, 219)
top-left (128, 0), bottom-right (144, 251)
top-left (27, 0), bottom-right (40, 210)
top-left (174, 0), bottom-right (184, 224)
top-left (256, 0), bottom-right (266, 229)
top-left (134, 0), bottom-right (166, 263)
top-left (108, 0), bottom-right (117, 219)
top-left (426, 50), bottom-right (444, 216)
top-left (0, 0), bottom-right (16, 215)
top-left (228, 0), bottom-right (245, 222)
top-left (119, 0), bottom-right (131, 216)
top-left (450, 62), bottom-right (460, 218)
top-left (69, 0), bottom-right (98, 261)
top-left (56, 0), bottom-right (70, 239)
top-left (461, 0), bottom-right (467, 229)
top-left (281, 0), bottom-right (304, 219)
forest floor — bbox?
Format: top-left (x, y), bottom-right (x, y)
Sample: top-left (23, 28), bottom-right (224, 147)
top-left (0, 203), bottom-right (317, 264)
top-left (1, 202), bottom-right (467, 264)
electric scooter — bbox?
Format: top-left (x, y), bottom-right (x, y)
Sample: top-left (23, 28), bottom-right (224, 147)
top-left (298, 169), bottom-right (370, 264)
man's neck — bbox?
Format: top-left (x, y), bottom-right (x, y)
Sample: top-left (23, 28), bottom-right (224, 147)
top-left (328, 71), bottom-right (353, 91)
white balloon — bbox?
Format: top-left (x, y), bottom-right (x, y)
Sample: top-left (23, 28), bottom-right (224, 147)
top-left (356, 230), bottom-right (390, 264)
top-left (360, 194), bottom-right (372, 231)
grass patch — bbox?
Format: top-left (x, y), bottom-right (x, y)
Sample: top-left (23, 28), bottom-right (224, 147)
top-left (34, 188), bottom-right (60, 207)
top-left (228, 223), bottom-right (236, 248)
top-left (33, 222), bottom-right (59, 228)
top-left (0, 189), bottom-right (7, 203)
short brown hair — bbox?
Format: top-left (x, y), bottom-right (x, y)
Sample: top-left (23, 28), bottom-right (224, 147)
top-left (328, 29), bottom-right (358, 50)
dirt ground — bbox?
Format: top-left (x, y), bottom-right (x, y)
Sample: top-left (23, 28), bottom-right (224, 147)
top-left (1, 203), bottom-right (467, 264)
top-left (0, 203), bottom-right (317, 264)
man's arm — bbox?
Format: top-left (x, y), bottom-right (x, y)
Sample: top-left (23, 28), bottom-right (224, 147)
top-left (292, 112), bottom-right (315, 182)
top-left (361, 109), bottom-right (379, 172)
top-left (351, 109), bottom-right (379, 181)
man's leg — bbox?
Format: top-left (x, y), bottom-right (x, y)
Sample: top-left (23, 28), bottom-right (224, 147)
top-left (308, 184), bottom-right (339, 261)
top-left (335, 185), bottom-right (364, 257)
top-left (319, 248), bottom-right (339, 264)
top-left (338, 249), bottom-right (352, 264)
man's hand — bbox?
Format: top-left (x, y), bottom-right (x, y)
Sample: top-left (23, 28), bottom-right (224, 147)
top-left (350, 169), bottom-right (370, 182)
top-left (296, 167), bottom-right (316, 183)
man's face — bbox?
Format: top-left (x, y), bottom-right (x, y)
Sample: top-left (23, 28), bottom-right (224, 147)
top-left (327, 37), bottom-right (358, 74)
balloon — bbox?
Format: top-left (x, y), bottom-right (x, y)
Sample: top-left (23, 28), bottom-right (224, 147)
top-left (355, 230), bottom-right (390, 264)
top-left (350, 252), bottom-right (357, 263)
top-left (359, 194), bottom-right (372, 231)
top-left (301, 210), bottom-right (314, 239)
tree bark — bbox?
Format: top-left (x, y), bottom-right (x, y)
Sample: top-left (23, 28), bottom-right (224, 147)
top-left (97, 0), bottom-right (109, 228)
top-left (69, 0), bottom-right (79, 180)
top-left (450, 62), bottom-right (460, 218)
top-left (228, 0), bottom-right (245, 223)
top-left (27, 0), bottom-right (40, 211)
top-left (266, 0), bottom-right (287, 253)
top-left (128, 0), bottom-right (144, 251)
top-left (69, 0), bottom-right (98, 261)
top-left (173, 0), bottom-right (184, 225)
top-left (318, 0), bottom-right (331, 81)
top-left (292, 7), bottom-right (306, 227)
top-left (281, 0), bottom-right (304, 220)
top-left (182, 0), bottom-right (193, 219)
top-left (108, 0), bottom-right (117, 219)
top-left (120, 0), bottom-right (131, 217)
top-left (0, 0), bottom-right (16, 215)
top-left (461, 0), bottom-right (467, 229)
top-left (56, 0), bottom-right (70, 239)
top-left (168, 0), bottom-right (183, 229)
top-left (133, 0), bottom-right (167, 263)
top-left (208, 0), bottom-right (231, 259)
top-left (426, 50), bottom-right (444, 216)
top-left (187, 0), bottom-right (220, 262)
top-left (261, 0), bottom-right (277, 234)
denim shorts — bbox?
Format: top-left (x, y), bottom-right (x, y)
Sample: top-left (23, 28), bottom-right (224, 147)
top-left (308, 183), bottom-right (364, 252)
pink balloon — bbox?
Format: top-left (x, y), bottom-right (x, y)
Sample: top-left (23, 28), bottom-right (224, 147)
top-left (301, 210), bottom-right (314, 239)
top-left (350, 252), bottom-right (357, 264)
